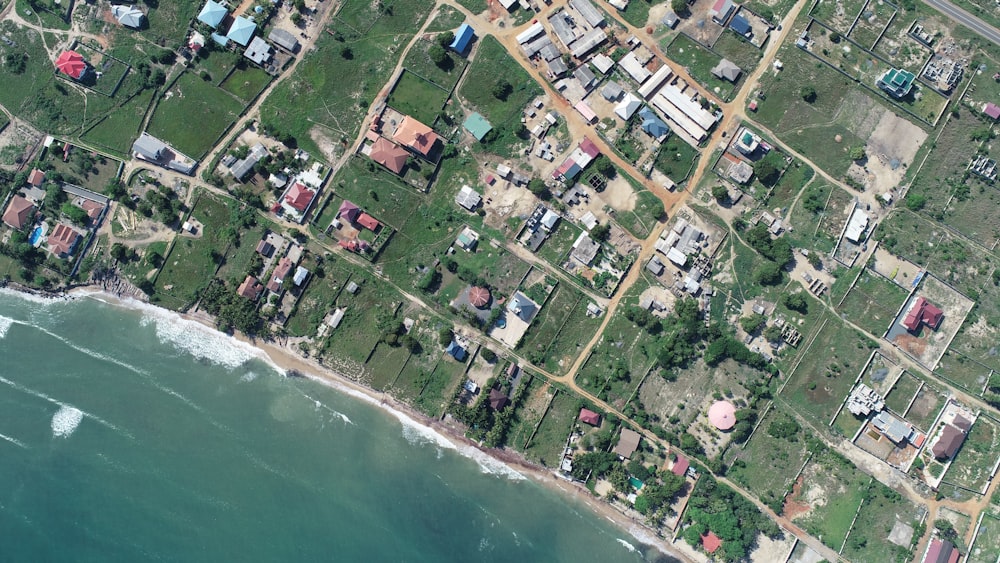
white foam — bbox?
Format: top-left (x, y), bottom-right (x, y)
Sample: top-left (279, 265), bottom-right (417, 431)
top-left (51, 405), bottom-right (83, 438)
top-left (626, 525), bottom-right (677, 557)
top-left (0, 315), bottom-right (12, 338)
top-left (138, 307), bottom-right (260, 369)
top-left (0, 432), bottom-right (26, 448)
top-left (0, 375), bottom-right (132, 439)
top-left (240, 371), bottom-right (259, 383)
top-left (616, 538), bottom-right (637, 552)
top-left (0, 287), bottom-right (63, 305)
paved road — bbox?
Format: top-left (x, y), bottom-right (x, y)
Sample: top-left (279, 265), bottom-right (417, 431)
top-left (923, 0), bottom-right (1000, 45)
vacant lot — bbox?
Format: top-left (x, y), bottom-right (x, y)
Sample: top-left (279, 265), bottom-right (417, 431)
top-left (841, 480), bottom-right (922, 563)
top-left (727, 408), bottom-right (811, 511)
top-left (219, 65), bottom-right (272, 104)
top-left (945, 416), bottom-right (1000, 493)
top-left (884, 370), bottom-right (920, 414)
top-left (669, 34), bottom-right (737, 101)
top-left (838, 269), bottom-right (909, 336)
top-left (147, 72), bottom-right (243, 159)
top-left (81, 88), bottom-right (157, 155)
top-left (402, 37), bottom-right (469, 92)
top-left (792, 446), bottom-right (871, 551)
top-left (654, 134), bottom-right (699, 183)
top-left (387, 70), bottom-right (450, 127)
top-left (524, 390), bottom-right (579, 467)
top-left (968, 514), bottom-right (1000, 563)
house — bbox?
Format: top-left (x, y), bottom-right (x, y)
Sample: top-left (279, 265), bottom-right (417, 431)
top-left (614, 93), bottom-right (642, 120)
top-left (569, 0), bottom-right (605, 27)
top-left (48, 223), bottom-right (81, 257)
top-left (701, 531), bottom-right (723, 554)
top-left (661, 11), bottom-right (679, 28)
top-left (488, 388), bottom-right (509, 410)
top-left (877, 68), bottom-right (916, 98)
top-left (455, 185), bottom-right (482, 211)
top-left (236, 275), bottom-right (264, 300)
top-left (985, 102), bottom-right (1000, 120)
top-left (393, 116), bottom-right (441, 157)
top-left (338, 200), bottom-right (361, 223)
top-left (355, 213), bottom-right (378, 232)
top-left (844, 208), bottom-right (870, 243)
top-left (619, 52), bottom-right (651, 84)
top-left (709, 0), bottom-right (735, 23)
top-left (579, 408), bottom-right (601, 426)
top-left (711, 58), bottom-right (741, 82)
top-left (463, 112), bottom-right (493, 141)
top-left (670, 454), bottom-right (689, 476)
top-left (601, 81), bottom-right (624, 101)
top-left (339, 238), bottom-right (370, 253)
top-left (574, 101), bottom-right (598, 123)
top-left (255, 239), bottom-right (274, 257)
top-left (540, 209), bottom-right (559, 232)
top-left (27, 168), bottom-right (45, 188)
top-left (579, 211), bottom-right (598, 230)
top-left (55, 50), bottom-right (88, 80)
top-left (226, 16), bottom-right (257, 47)
top-left (613, 428), bottom-right (641, 459)
top-left (507, 291), bottom-right (539, 322)
top-left (368, 137), bottom-right (409, 175)
top-left (571, 232), bottom-right (600, 266)
top-left (112, 5), bottom-right (145, 28)
top-left (646, 256), bottom-right (665, 275)
top-left (872, 411), bottom-right (916, 444)
top-left (446, 340), bottom-right (467, 361)
top-left (932, 424), bottom-right (966, 460)
top-left (197, 0), bottom-right (228, 28)
top-left (450, 23), bottom-right (475, 54)
top-left (729, 14), bottom-right (751, 36)
top-left (455, 227), bottom-right (478, 251)
top-left (293, 266), bottom-right (309, 286)
top-left (266, 257), bottom-right (294, 292)
top-left (268, 28), bottom-right (300, 52)
top-left (81, 199), bottom-right (104, 221)
top-left (243, 36), bottom-right (273, 66)
top-left (281, 182), bottom-right (316, 220)
top-left (902, 297), bottom-right (944, 333)
top-left (132, 132), bottom-right (169, 161)
top-left (639, 107), bottom-right (670, 138)
top-left (923, 538), bottom-right (959, 563)
top-left (592, 54), bottom-right (615, 74)
top-left (574, 65), bottom-right (597, 90)
top-left (230, 143), bottom-right (269, 180)
top-left (2, 196), bottom-right (35, 229)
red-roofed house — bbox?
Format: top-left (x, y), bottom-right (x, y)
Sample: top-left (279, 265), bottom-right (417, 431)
top-left (48, 223), bottom-right (82, 257)
top-left (337, 200), bottom-right (360, 223)
top-left (579, 137), bottom-right (601, 158)
top-left (266, 257), bottom-right (294, 292)
top-left (392, 116), bottom-right (441, 158)
top-left (368, 137), bottom-right (409, 175)
top-left (986, 103), bottom-right (1000, 120)
top-left (81, 200), bottom-right (104, 221)
top-left (671, 454), bottom-right (689, 476)
top-left (236, 275), bottom-right (264, 300)
top-left (923, 538), bottom-right (959, 563)
top-left (357, 213), bottom-right (380, 232)
top-left (578, 408), bottom-right (601, 426)
top-left (902, 297), bottom-right (944, 333)
top-left (2, 196), bottom-right (36, 229)
top-left (281, 182), bottom-right (316, 222)
top-left (55, 50), bottom-right (88, 80)
top-left (701, 531), bottom-right (723, 554)
top-left (27, 168), bottom-right (45, 188)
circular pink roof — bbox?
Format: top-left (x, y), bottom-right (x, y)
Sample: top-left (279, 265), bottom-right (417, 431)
top-left (468, 286), bottom-right (491, 308)
top-left (708, 401), bottom-right (737, 430)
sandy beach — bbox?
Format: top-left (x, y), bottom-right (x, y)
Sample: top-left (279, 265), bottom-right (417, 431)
top-left (57, 285), bottom-right (704, 563)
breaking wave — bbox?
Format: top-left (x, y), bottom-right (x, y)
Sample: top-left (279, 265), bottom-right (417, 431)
top-left (0, 315), bottom-right (12, 339)
top-left (138, 306), bottom-right (260, 369)
top-left (51, 405), bottom-right (84, 438)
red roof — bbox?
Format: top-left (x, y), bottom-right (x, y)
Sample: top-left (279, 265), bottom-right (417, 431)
top-left (55, 50), bottom-right (87, 79)
top-left (368, 137), bottom-right (409, 174)
top-left (923, 538), bottom-right (958, 563)
top-left (986, 103), bottom-right (1000, 120)
top-left (236, 275), bottom-right (263, 300)
top-left (284, 182), bottom-right (315, 212)
top-left (932, 424), bottom-right (966, 460)
top-left (337, 200), bottom-right (360, 223)
top-left (81, 199), bottom-right (104, 220)
top-left (48, 223), bottom-right (81, 257)
top-left (338, 238), bottom-right (369, 253)
top-left (392, 116), bottom-right (441, 156)
top-left (579, 137), bottom-right (601, 158)
top-left (671, 454), bottom-right (689, 476)
top-left (578, 408), bottom-right (601, 426)
top-left (357, 213), bottom-right (379, 231)
top-left (902, 297), bottom-right (943, 332)
top-left (468, 286), bottom-right (491, 308)
top-left (266, 257), bottom-right (294, 292)
top-left (2, 196), bottom-right (35, 229)
top-left (27, 168), bottom-right (45, 187)
top-left (701, 531), bottom-right (722, 554)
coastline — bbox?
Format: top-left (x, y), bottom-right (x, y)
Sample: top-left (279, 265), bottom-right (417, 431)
top-left (45, 285), bottom-right (704, 563)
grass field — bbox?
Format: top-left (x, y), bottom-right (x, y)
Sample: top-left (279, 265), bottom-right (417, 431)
top-left (38, 144), bottom-right (121, 193)
top-left (425, 5), bottom-right (466, 32)
top-left (147, 72), bottom-right (243, 159)
top-left (617, 1), bottom-right (652, 27)
top-left (711, 31), bottom-right (763, 73)
top-left (613, 184), bottom-right (664, 239)
top-left (517, 284), bottom-right (593, 372)
top-left (81, 87), bottom-right (157, 155)
top-left (841, 480), bottom-right (922, 562)
top-left (284, 257), bottom-right (360, 337)
top-left (457, 35), bottom-right (542, 158)
top-left (219, 65), bottom-right (272, 104)
top-left (261, 0), bottom-right (436, 159)
top-left (945, 416), bottom-right (1000, 492)
top-left (837, 269), bottom-right (909, 335)
top-left (387, 70), bottom-right (450, 127)
top-left (884, 371), bottom-right (921, 414)
top-left (968, 514), bottom-right (1000, 563)
top-left (524, 390), bottom-right (578, 467)
top-left (655, 135), bottom-right (699, 183)
top-left (668, 34), bottom-right (737, 101)
top-left (936, 349), bottom-right (992, 395)
top-left (537, 220), bottom-right (583, 268)
top-left (315, 275), bottom-right (405, 365)
top-left (794, 446), bottom-right (871, 550)
top-left (402, 38), bottom-right (469, 92)
top-left (727, 408), bottom-right (811, 510)
top-left (144, 0), bottom-right (202, 44)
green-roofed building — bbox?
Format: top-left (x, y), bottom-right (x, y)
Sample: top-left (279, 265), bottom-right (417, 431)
top-left (877, 68), bottom-right (915, 99)
top-left (463, 112), bottom-right (492, 141)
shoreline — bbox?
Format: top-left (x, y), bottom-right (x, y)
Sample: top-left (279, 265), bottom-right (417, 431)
top-left (55, 285), bottom-right (703, 562)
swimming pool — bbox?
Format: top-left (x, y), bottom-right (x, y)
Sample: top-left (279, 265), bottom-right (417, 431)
top-left (29, 225), bottom-right (45, 246)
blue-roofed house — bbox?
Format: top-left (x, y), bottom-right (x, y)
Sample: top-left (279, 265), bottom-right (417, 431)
top-left (450, 23), bottom-right (475, 55)
top-left (730, 14), bottom-right (751, 36)
top-left (211, 32), bottom-right (230, 47)
top-left (198, 0), bottom-right (228, 28)
top-left (226, 16), bottom-right (257, 46)
top-left (463, 112), bottom-right (492, 141)
top-left (446, 340), bottom-right (467, 361)
top-left (639, 108), bottom-right (670, 139)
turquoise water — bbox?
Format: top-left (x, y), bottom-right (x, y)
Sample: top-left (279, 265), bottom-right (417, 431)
top-left (28, 226), bottom-right (43, 246)
top-left (0, 291), bottom-right (677, 562)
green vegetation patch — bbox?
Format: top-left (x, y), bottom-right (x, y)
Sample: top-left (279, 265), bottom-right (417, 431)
top-left (793, 446), bottom-right (871, 550)
top-left (727, 408), bottom-right (811, 513)
top-left (968, 514), bottom-right (1000, 563)
top-left (517, 284), bottom-right (601, 374)
top-left (884, 370), bottom-right (920, 414)
top-left (219, 65), bottom-right (272, 104)
top-left (837, 269), bottom-right (909, 335)
top-left (402, 37), bottom-right (469, 91)
top-left (945, 416), bottom-right (1000, 492)
top-left (387, 70), bottom-right (450, 127)
top-left (81, 87), bottom-right (157, 155)
top-left (668, 34), bottom-right (737, 101)
top-left (524, 390), bottom-right (579, 467)
top-left (841, 480), bottom-right (922, 563)
top-left (711, 31), bottom-right (763, 73)
top-left (425, 5), bottom-right (466, 32)
top-left (613, 184), bottom-right (664, 239)
top-left (284, 257), bottom-right (360, 337)
top-left (147, 72), bottom-right (243, 159)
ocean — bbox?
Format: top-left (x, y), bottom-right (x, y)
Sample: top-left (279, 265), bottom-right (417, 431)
top-left (0, 290), bottom-right (678, 562)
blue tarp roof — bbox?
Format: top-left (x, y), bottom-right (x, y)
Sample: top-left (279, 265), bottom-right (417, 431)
top-left (198, 0), bottom-right (227, 28)
top-left (227, 16), bottom-right (257, 46)
top-left (449, 23), bottom-right (475, 54)
top-left (446, 340), bottom-right (467, 361)
top-left (730, 15), bottom-right (751, 35)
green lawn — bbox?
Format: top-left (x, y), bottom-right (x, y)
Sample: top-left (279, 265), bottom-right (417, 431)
top-left (81, 87), bottom-right (157, 155)
top-left (144, 0), bottom-right (202, 44)
top-left (884, 371), bottom-right (920, 414)
top-left (524, 390), bottom-right (579, 467)
top-left (260, 0), bottom-right (436, 159)
top-left (425, 5), bottom-right (466, 32)
top-left (841, 480), bottom-right (922, 562)
top-left (794, 447), bottom-right (871, 550)
top-left (147, 72), bottom-right (244, 159)
top-left (284, 257), bottom-right (361, 337)
top-left (402, 37), bottom-right (469, 91)
top-left (837, 269), bottom-right (909, 335)
top-left (617, 1), bottom-right (652, 27)
top-left (968, 514), bottom-right (1000, 563)
top-left (727, 408), bottom-right (811, 511)
top-left (387, 70), bottom-right (450, 127)
top-left (711, 31), bottom-right (763, 73)
top-left (655, 133), bottom-right (700, 184)
top-left (219, 65), bottom-right (272, 104)
top-left (37, 144), bottom-right (122, 193)
top-left (537, 221), bottom-right (582, 267)
top-left (668, 34), bottom-right (736, 101)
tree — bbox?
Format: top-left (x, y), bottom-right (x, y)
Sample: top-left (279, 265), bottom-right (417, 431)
top-left (527, 178), bottom-right (550, 199)
top-left (4, 52), bottom-right (26, 74)
top-left (491, 79), bottom-right (512, 101)
top-left (829, 31), bottom-right (841, 43)
top-left (782, 292), bottom-right (808, 313)
top-left (290, 12), bottom-right (303, 25)
top-left (428, 43), bottom-right (448, 67)
top-left (480, 348), bottom-right (497, 362)
top-left (739, 313), bottom-right (766, 334)
top-left (339, 46), bottom-right (353, 59)
top-left (753, 152), bottom-right (783, 186)
top-left (590, 222), bottom-right (611, 242)
top-left (754, 262), bottom-right (783, 285)
top-left (763, 324), bottom-right (783, 342)
top-left (438, 327), bottom-right (453, 347)
top-left (711, 184), bottom-right (729, 202)
top-left (850, 146), bottom-right (866, 161)
top-left (671, 0), bottom-right (687, 13)
top-left (904, 193), bottom-right (926, 211)
top-left (593, 155), bottom-right (615, 178)
top-left (110, 243), bottom-right (131, 263)
top-left (437, 31), bottom-right (455, 47)
top-left (61, 202), bottom-right (88, 226)
top-left (800, 85), bottom-right (817, 103)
